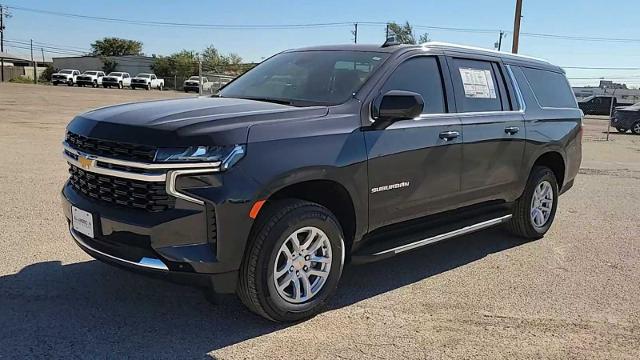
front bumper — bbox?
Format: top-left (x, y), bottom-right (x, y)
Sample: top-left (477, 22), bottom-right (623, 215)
top-left (62, 183), bottom-right (240, 293)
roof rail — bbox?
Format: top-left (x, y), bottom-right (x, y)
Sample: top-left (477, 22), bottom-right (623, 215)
top-left (421, 41), bottom-right (551, 64)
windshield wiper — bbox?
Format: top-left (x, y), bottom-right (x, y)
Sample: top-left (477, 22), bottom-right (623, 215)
top-left (236, 96), bottom-right (293, 106)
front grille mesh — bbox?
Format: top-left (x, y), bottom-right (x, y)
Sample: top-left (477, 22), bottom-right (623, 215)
top-left (66, 131), bottom-right (157, 163)
top-left (68, 165), bottom-right (174, 211)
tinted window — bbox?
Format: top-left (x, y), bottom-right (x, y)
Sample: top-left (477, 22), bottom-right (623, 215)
top-left (380, 57), bottom-right (446, 114)
top-left (451, 59), bottom-right (504, 112)
top-left (219, 51), bottom-right (389, 106)
top-left (522, 67), bottom-right (576, 108)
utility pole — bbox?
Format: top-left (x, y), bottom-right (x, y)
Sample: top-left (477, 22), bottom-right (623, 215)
top-left (198, 57), bottom-right (203, 96)
top-left (353, 22), bottom-right (358, 44)
top-left (512, 0), bottom-right (523, 53)
top-left (40, 47), bottom-right (44, 63)
top-left (1, 4), bottom-right (5, 82)
top-left (385, 23), bottom-right (389, 40)
top-left (30, 38), bottom-right (37, 84)
top-left (497, 31), bottom-right (504, 51)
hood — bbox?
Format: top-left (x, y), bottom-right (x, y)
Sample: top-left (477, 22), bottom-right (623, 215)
top-left (67, 97), bottom-right (329, 147)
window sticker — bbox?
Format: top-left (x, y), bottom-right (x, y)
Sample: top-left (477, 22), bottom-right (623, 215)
top-left (459, 68), bottom-right (497, 99)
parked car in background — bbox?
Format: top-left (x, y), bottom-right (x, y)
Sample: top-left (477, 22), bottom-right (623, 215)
top-left (51, 69), bottom-right (80, 86)
top-left (75, 71), bottom-right (105, 88)
top-left (61, 42), bottom-right (581, 322)
top-left (578, 95), bottom-right (632, 116)
top-left (611, 102), bottom-right (640, 134)
top-left (131, 73), bottom-right (164, 90)
top-left (102, 72), bottom-right (131, 89)
top-left (183, 76), bottom-right (211, 93)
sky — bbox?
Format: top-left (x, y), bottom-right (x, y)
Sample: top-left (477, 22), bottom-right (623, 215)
top-left (3, 0), bottom-right (640, 87)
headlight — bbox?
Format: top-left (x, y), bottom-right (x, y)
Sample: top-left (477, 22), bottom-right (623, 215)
top-left (155, 144), bottom-right (245, 169)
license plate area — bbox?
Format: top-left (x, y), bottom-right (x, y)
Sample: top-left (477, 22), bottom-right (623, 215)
top-left (72, 206), bottom-right (94, 238)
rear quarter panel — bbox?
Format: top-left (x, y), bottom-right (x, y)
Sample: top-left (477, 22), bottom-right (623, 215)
top-left (510, 65), bottom-right (582, 192)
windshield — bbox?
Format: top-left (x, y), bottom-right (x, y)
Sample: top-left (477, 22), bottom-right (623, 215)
top-left (189, 76), bottom-right (200, 80)
top-left (60, 70), bottom-right (73, 74)
top-left (219, 50), bottom-right (389, 106)
top-left (136, 74), bottom-right (151, 78)
top-left (83, 71), bottom-right (97, 75)
top-left (107, 72), bottom-right (122, 77)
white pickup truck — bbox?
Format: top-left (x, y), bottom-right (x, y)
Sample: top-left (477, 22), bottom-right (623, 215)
top-left (130, 73), bottom-right (164, 90)
top-left (51, 69), bottom-right (80, 86)
top-left (183, 76), bottom-right (212, 93)
top-left (102, 72), bottom-right (132, 89)
top-left (75, 71), bottom-right (105, 87)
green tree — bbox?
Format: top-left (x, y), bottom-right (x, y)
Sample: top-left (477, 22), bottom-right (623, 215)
top-left (387, 22), bottom-right (416, 44)
top-left (102, 58), bottom-right (118, 74)
top-left (151, 50), bottom-right (198, 79)
top-left (387, 22), bottom-right (431, 45)
top-left (39, 64), bottom-right (55, 81)
top-left (91, 37), bottom-right (143, 56)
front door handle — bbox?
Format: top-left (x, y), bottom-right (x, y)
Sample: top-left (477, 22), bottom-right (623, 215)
top-left (504, 126), bottom-right (520, 135)
top-left (439, 130), bottom-right (460, 141)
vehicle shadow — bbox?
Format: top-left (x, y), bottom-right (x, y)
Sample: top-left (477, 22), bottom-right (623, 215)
top-left (0, 228), bottom-right (523, 358)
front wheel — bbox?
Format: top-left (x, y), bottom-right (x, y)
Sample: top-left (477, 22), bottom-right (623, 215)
top-left (238, 199), bottom-right (344, 322)
top-left (118, 81), bottom-right (123, 89)
top-left (506, 166), bottom-right (558, 239)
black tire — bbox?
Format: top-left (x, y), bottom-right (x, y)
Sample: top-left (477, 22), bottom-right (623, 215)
top-left (67, 81), bottom-right (73, 86)
top-left (118, 81), bottom-right (123, 89)
top-left (506, 166), bottom-right (559, 240)
top-left (103, 85), bottom-right (108, 88)
top-left (52, 82), bottom-right (58, 86)
top-left (616, 127), bottom-right (627, 133)
top-left (158, 84), bottom-right (163, 91)
top-left (238, 199), bottom-right (345, 322)
top-left (93, 80), bottom-right (98, 88)
top-left (632, 121), bottom-right (640, 135)
top-left (184, 89), bottom-right (189, 93)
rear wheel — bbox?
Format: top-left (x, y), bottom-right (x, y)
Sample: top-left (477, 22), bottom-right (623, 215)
top-left (632, 122), bottom-right (640, 135)
top-left (67, 80), bottom-right (73, 86)
top-left (238, 199), bottom-right (344, 322)
top-left (506, 166), bottom-right (558, 239)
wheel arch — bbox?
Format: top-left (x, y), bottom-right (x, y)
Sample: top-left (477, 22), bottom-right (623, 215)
top-left (531, 151), bottom-right (566, 189)
top-left (254, 178), bottom-right (359, 254)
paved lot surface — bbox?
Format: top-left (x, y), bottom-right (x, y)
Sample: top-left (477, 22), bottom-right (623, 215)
top-left (1, 83), bottom-right (639, 359)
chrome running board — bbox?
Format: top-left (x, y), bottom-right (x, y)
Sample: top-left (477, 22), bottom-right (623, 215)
top-left (70, 227), bottom-right (169, 271)
top-left (352, 213), bottom-right (512, 264)
top-left (373, 215), bottom-right (512, 256)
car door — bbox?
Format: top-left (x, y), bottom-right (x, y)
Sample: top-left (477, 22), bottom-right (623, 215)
top-left (123, 73), bottom-right (131, 86)
top-left (365, 55), bottom-right (463, 230)
top-left (447, 56), bottom-right (525, 203)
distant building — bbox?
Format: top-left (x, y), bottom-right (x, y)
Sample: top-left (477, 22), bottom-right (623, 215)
top-left (0, 51), bottom-right (51, 81)
top-left (52, 55), bottom-right (155, 75)
top-left (573, 80), bottom-right (640, 104)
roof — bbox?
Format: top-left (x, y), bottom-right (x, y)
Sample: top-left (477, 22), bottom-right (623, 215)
top-left (0, 51), bottom-right (32, 62)
top-left (285, 42), bottom-right (559, 71)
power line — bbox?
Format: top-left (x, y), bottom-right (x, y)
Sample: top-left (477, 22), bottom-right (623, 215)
top-left (8, 5), bottom-right (640, 44)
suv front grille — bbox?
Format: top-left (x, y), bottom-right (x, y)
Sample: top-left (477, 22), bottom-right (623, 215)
top-left (66, 131), bottom-right (157, 163)
top-left (68, 164), bottom-right (174, 211)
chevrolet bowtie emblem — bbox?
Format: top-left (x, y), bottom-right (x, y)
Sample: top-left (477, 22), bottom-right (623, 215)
top-left (77, 155), bottom-right (93, 170)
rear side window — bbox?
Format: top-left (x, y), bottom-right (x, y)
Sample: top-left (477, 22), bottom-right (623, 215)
top-left (450, 58), bottom-right (507, 112)
top-left (521, 67), bottom-right (576, 108)
top-left (380, 57), bottom-right (446, 114)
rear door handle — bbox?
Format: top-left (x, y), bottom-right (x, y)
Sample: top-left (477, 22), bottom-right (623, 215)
top-left (504, 126), bottom-right (520, 135)
top-left (439, 130), bottom-right (460, 141)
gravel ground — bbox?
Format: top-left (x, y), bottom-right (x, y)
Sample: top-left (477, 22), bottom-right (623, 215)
top-left (0, 83), bottom-right (638, 359)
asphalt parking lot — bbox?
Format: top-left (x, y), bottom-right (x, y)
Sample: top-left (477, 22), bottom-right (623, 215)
top-left (1, 83), bottom-right (639, 359)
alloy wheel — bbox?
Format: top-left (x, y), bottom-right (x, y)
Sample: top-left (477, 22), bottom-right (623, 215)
top-left (530, 180), bottom-right (554, 228)
top-left (272, 226), bottom-right (332, 304)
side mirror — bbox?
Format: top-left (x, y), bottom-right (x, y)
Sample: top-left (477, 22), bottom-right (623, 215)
top-left (372, 90), bottom-right (424, 128)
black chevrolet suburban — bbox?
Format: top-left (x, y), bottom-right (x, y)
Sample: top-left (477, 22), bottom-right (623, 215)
top-left (61, 42), bottom-right (582, 322)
